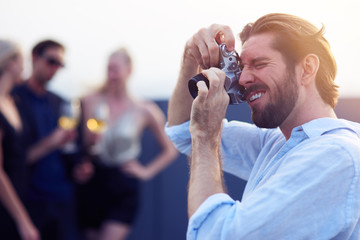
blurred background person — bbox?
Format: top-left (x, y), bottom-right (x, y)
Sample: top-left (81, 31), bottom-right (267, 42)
top-left (0, 39), bottom-right (39, 240)
top-left (12, 39), bottom-right (91, 240)
top-left (78, 48), bottom-right (178, 240)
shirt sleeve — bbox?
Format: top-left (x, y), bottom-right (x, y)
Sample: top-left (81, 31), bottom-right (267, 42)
top-left (187, 140), bottom-right (360, 240)
top-left (165, 120), bottom-right (282, 180)
top-left (165, 121), bottom-right (192, 156)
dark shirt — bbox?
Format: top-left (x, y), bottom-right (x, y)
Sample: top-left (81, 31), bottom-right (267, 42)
top-left (12, 83), bottom-right (73, 203)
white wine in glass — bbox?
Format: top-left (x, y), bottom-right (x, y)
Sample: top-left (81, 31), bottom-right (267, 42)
top-left (87, 100), bottom-right (109, 155)
top-left (59, 116), bottom-right (78, 130)
top-left (58, 99), bottom-right (80, 153)
top-left (86, 118), bottom-right (107, 133)
top-left (87, 101), bottom-right (109, 133)
top-left (58, 100), bottom-right (80, 130)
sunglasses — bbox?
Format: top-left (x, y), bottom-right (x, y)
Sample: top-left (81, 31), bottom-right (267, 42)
top-left (40, 55), bottom-right (65, 68)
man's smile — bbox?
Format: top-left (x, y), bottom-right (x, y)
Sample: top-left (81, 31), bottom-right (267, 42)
top-left (248, 91), bottom-right (266, 103)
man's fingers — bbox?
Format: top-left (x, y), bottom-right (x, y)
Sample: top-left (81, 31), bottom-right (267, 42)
top-left (197, 28), bottom-right (220, 68)
top-left (189, 24), bottom-right (235, 69)
top-left (202, 68), bottom-right (229, 105)
top-left (187, 42), bottom-right (204, 68)
top-left (207, 41), bottom-right (220, 67)
top-left (197, 43), bottom-right (210, 69)
top-left (196, 81), bottom-right (208, 103)
top-left (223, 29), bottom-right (235, 51)
top-left (202, 68), bottom-right (225, 89)
top-left (210, 24), bottom-right (235, 51)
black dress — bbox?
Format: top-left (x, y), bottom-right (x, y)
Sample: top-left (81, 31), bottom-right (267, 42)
top-left (0, 111), bottom-right (28, 239)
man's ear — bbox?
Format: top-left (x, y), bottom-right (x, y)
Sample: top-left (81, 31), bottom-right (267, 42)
top-left (301, 53), bottom-right (319, 86)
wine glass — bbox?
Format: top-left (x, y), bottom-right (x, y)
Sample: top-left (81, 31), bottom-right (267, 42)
top-left (58, 99), bottom-right (80, 153)
top-left (86, 100), bottom-right (109, 134)
top-left (86, 100), bottom-right (109, 154)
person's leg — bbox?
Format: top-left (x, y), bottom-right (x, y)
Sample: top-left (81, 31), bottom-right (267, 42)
top-left (98, 220), bottom-right (131, 240)
top-left (96, 165), bottom-right (139, 240)
top-left (55, 201), bottom-right (80, 240)
top-left (83, 228), bottom-right (99, 240)
top-left (25, 200), bottom-right (55, 240)
top-left (76, 163), bottom-right (106, 240)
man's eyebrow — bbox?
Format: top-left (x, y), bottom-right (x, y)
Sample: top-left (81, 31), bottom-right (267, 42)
top-left (250, 57), bottom-right (270, 65)
top-left (240, 57), bottom-right (270, 66)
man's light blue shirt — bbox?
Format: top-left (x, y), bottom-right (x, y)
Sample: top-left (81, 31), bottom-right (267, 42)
top-left (165, 118), bottom-right (360, 240)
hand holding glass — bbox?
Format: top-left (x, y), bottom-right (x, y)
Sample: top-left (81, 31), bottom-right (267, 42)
top-left (86, 100), bottom-right (109, 155)
top-left (58, 99), bottom-right (80, 152)
top-left (86, 101), bottom-right (109, 134)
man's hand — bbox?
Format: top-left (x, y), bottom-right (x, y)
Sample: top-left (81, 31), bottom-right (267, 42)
top-left (187, 68), bottom-right (229, 217)
top-left (185, 24), bottom-right (235, 69)
top-left (27, 127), bottom-right (77, 164)
top-left (49, 127), bottom-right (77, 148)
top-left (190, 68), bottom-right (229, 140)
top-left (168, 24), bottom-right (235, 126)
top-left (73, 160), bottom-right (94, 184)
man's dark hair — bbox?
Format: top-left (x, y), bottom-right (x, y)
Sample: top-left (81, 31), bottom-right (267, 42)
top-left (32, 39), bottom-right (65, 57)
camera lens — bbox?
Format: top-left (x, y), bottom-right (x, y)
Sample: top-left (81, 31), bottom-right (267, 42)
top-left (188, 73), bottom-right (209, 99)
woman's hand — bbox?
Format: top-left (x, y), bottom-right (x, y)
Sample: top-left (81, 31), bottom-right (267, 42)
top-left (17, 220), bottom-right (40, 240)
top-left (121, 160), bottom-right (152, 181)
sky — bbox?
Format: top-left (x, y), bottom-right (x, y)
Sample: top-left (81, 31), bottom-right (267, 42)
top-left (1, 0), bottom-right (359, 100)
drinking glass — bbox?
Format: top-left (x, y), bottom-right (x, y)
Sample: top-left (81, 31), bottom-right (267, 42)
top-left (58, 99), bottom-right (80, 153)
top-left (86, 100), bottom-right (109, 134)
top-left (86, 100), bottom-right (109, 154)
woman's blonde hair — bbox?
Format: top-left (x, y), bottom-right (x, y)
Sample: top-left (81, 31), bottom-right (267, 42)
top-left (0, 39), bottom-right (21, 76)
top-left (98, 47), bottom-right (133, 94)
top-left (109, 47), bottom-right (132, 67)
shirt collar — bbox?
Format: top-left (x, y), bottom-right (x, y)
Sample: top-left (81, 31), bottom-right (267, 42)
top-left (294, 118), bottom-right (360, 139)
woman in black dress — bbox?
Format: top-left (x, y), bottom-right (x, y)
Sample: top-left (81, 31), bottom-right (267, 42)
top-left (0, 39), bottom-right (39, 240)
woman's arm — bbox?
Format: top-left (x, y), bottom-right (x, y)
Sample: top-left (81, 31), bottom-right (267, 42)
top-left (0, 130), bottom-right (39, 240)
top-left (122, 102), bottom-right (178, 181)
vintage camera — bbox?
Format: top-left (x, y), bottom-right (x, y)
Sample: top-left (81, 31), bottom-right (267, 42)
top-left (188, 43), bottom-right (246, 104)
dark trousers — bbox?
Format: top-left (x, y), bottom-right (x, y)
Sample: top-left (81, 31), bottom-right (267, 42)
top-left (26, 200), bottom-right (79, 240)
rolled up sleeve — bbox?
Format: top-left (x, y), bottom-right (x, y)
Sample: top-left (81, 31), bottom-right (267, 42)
top-left (187, 193), bottom-right (239, 240)
top-left (165, 121), bottom-right (192, 156)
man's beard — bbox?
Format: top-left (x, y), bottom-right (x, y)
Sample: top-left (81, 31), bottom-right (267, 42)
top-left (251, 69), bottom-right (299, 128)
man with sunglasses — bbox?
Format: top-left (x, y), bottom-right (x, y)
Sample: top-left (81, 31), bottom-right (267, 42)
top-left (11, 40), bottom-right (82, 240)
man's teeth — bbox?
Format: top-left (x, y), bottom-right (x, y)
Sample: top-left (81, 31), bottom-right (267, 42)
top-left (250, 92), bottom-right (263, 102)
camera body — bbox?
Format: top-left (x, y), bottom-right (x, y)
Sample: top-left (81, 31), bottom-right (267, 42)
top-left (188, 43), bottom-right (246, 104)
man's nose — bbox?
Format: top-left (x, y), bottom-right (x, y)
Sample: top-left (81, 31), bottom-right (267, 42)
top-left (238, 68), bottom-right (255, 87)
